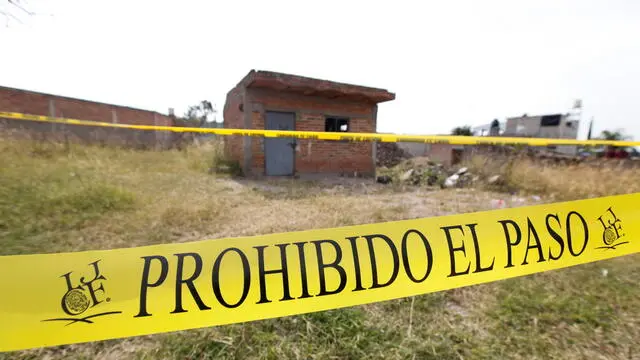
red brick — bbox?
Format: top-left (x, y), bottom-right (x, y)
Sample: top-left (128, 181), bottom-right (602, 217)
top-left (0, 86), bottom-right (174, 127)
top-left (222, 71), bottom-right (394, 177)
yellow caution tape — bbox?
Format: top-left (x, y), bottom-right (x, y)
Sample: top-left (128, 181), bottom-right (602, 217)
top-left (1, 193), bottom-right (639, 352)
top-left (1, 111), bottom-right (637, 147)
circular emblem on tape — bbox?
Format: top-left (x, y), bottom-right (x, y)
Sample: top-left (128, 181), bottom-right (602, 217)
top-left (603, 228), bottom-right (617, 245)
top-left (62, 289), bottom-right (91, 315)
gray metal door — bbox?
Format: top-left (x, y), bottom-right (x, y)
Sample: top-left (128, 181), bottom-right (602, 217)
top-left (265, 111), bottom-right (295, 176)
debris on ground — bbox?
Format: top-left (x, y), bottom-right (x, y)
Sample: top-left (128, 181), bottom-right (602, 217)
top-left (376, 175), bottom-right (392, 184)
top-left (487, 174), bottom-right (502, 185)
top-left (444, 174), bottom-right (459, 188)
top-left (511, 196), bottom-right (526, 203)
top-left (376, 142), bottom-right (412, 167)
top-left (400, 169), bottom-right (414, 182)
top-left (376, 157), bottom-right (477, 188)
top-left (374, 157), bottom-right (532, 192)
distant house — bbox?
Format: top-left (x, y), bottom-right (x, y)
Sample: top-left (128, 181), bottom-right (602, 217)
top-left (223, 70), bottom-right (395, 177)
top-left (504, 113), bottom-right (580, 155)
top-left (398, 118), bottom-right (504, 167)
top-left (472, 119), bottom-right (504, 136)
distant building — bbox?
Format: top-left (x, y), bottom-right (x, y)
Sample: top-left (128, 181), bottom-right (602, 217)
top-left (472, 119), bottom-right (504, 136)
top-left (504, 113), bottom-right (580, 155)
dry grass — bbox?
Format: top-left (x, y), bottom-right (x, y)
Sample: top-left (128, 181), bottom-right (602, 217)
top-left (465, 154), bottom-right (640, 200)
top-left (2, 137), bottom-right (640, 360)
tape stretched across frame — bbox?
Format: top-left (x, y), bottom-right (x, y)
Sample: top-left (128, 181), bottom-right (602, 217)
top-left (1, 111), bottom-right (638, 147)
top-left (1, 193), bottom-right (639, 352)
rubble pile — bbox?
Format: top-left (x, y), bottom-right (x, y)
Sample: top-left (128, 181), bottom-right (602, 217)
top-left (376, 158), bottom-right (485, 189)
top-left (376, 142), bottom-right (412, 168)
top-left (377, 157), bottom-right (448, 187)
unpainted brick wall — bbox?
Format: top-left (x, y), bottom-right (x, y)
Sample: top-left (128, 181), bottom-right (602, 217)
top-left (247, 89), bottom-right (376, 176)
top-left (222, 86), bottom-right (245, 163)
top-left (0, 86), bottom-right (175, 147)
top-left (0, 119), bottom-right (178, 149)
top-left (0, 86), bottom-right (174, 125)
top-left (427, 144), bottom-right (458, 166)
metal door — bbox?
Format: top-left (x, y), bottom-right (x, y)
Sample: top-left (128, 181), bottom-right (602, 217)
top-left (265, 111), bottom-right (295, 176)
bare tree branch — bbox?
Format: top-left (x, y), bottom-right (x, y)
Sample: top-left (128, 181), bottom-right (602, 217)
top-left (1, 0), bottom-right (34, 26)
top-left (0, 9), bottom-right (23, 24)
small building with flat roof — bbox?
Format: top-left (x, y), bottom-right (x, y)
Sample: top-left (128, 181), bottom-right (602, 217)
top-left (223, 70), bottom-right (395, 177)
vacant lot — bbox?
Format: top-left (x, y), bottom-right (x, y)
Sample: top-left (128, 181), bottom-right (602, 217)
top-left (1, 138), bottom-right (640, 360)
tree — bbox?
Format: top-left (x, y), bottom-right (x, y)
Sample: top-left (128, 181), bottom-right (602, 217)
top-left (451, 125), bottom-right (473, 136)
top-left (176, 100), bottom-right (217, 127)
top-left (599, 129), bottom-right (630, 141)
top-left (596, 129), bottom-right (633, 158)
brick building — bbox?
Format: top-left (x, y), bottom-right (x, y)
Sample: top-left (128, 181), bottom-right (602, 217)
top-left (223, 70), bottom-right (395, 177)
top-left (0, 85), bottom-right (176, 147)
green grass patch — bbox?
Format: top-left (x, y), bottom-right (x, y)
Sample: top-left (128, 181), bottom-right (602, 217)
top-left (0, 173), bottom-right (135, 254)
top-left (154, 308), bottom-right (397, 360)
top-left (2, 138), bottom-right (640, 359)
top-left (486, 260), bottom-right (640, 359)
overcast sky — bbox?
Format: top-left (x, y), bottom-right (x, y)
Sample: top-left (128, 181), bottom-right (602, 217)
top-left (1, 0), bottom-right (639, 139)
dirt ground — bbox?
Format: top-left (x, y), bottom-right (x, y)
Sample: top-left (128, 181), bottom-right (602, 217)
top-left (2, 139), bottom-right (640, 360)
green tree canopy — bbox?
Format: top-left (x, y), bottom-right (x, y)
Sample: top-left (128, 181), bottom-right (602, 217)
top-left (599, 129), bottom-right (631, 141)
top-left (175, 100), bottom-right (217, 127)
top-left (451, 126), bottom-right (473, 136)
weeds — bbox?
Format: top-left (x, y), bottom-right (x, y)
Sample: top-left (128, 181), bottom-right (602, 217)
top-left (464, 154), bottom-right (640, 200)
top-left (1, 137), bottom-right (640, 359)
top-left (0, 168), bottom-right (135, 254)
